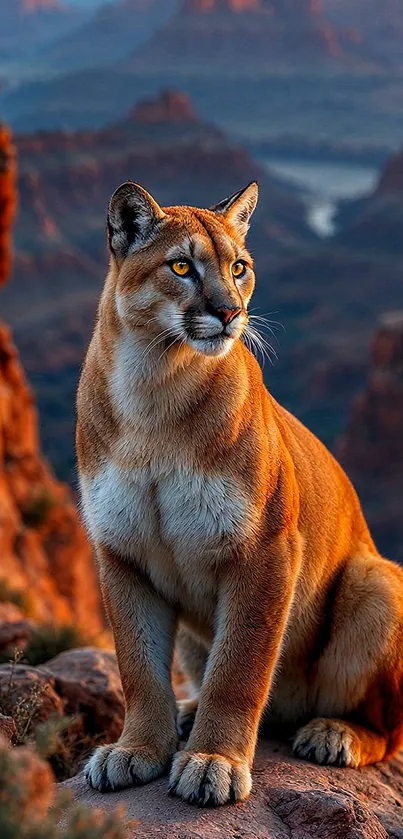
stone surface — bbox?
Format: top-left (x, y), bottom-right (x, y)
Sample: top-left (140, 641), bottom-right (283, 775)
top-left (43, 647), bottom-right (125, 741)
top-left (61, 740), bottom-right (403, 838)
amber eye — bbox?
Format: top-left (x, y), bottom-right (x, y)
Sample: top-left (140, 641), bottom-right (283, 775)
top-left (232, 261), bottom-right (246, 279)
top-left (171, 260), bottom-right (191, 277)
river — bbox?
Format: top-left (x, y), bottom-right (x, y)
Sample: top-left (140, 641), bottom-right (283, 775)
top-left (259, 157), bottom-right (379, 237)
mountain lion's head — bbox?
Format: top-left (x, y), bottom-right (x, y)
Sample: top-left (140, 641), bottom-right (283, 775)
top-left (107, 181), bottom-right (258, 358)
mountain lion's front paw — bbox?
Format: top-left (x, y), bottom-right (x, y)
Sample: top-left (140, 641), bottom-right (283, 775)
top-left (85, 743), bottom-right (169, 792)
top-left (168, 750), bottom-right (252, 806)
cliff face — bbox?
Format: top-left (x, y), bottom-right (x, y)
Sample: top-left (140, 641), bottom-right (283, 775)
top-left (0, 126), bottom-right (16, 288)
top-left (337, 313), bottom-right (403, 563)
top-left (36, 0), bottom-right (178, 76)
top-left (324, 0), bottom-right (403, 64)
top-left (335, 148), bottom-right (403, 255)
top-left (126, 0), bottom-right (373, 75)
top-left (0, 124), bottom-right (103, 634)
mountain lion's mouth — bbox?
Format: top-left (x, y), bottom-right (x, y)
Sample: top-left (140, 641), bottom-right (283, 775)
top-left (186, 332), bottom-right (234, 357)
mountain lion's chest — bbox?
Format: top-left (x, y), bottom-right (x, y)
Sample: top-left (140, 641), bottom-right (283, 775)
top-left (80, 458), bottom-right (254, 610)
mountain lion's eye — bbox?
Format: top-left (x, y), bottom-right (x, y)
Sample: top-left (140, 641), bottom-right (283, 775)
top-left (232, 261), bottom-right (246, 279)
top-left (171, 260), bottom-right (191, 277)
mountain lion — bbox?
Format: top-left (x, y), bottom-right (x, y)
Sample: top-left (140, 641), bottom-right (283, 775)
top-left (77, 181), bottom-right (403, 807)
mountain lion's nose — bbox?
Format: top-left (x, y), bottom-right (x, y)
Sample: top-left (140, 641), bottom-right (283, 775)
top-left (215, 306), bottom-right (242, 326)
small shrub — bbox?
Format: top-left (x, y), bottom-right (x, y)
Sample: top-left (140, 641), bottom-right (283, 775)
top-left (0, 651), bottom-right (102, 781)
top-left (21, 489), bottom-right (55, 529)
top-left (23, 625), bottom-right (90, 668)
top-left (0, 650), bottom-right (50, 745)
top-left (0, 736), bottom-right (130, 839)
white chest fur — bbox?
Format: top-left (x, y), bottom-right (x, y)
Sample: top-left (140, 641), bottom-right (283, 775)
top-left (80, 460), bottom-right (254, 613)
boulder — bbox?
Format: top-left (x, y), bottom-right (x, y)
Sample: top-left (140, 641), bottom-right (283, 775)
top-left (61, 741), bottom-right (403, 839)
top-left (0, 602), bottom-right (36, 654)
top-left (0, 663), bottom-right (65, 726)
top-left (42, 647), bottom-right (125, 741)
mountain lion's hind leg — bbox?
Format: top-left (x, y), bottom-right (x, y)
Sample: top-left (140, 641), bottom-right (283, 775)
top-left (176, 626), bottom-right (209, 739)
top-left (294, 552), bottom-right (403, 768)
top-left (85, 546), bottom-right (178, 792)
top-left (293, 718), bottom-right (387, 767)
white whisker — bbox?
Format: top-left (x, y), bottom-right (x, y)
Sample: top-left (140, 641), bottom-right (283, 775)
top-left (139, 327), bottom-right (181, 365)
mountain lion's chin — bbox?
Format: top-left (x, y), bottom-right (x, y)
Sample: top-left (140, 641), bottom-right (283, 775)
top-left (187, 334), bottom-right (235, 358)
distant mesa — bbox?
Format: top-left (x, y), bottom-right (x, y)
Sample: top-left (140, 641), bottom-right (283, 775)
top-left (125, 0), bottom-right (377, 74)
top-left (21, 0), bottom-right (61, 10)
top-left (130, 89), bottom-right (199, 124)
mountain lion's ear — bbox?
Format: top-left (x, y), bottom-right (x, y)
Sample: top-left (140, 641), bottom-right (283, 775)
top-left (211, 181), bottom-right (258, 239)
top-left (107, 181), bottom-right (165, 259)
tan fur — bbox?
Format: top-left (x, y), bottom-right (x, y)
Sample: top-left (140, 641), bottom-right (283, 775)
top-left (77, 181), bottom-right (403, 807)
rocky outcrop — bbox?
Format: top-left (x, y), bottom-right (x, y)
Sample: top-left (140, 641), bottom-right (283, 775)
top-left (62, 740), bottom-right (403, 838)
top-left (0, 122), bottom-right (103, 633)
top-left (337, 312), bottom-right (403, 563)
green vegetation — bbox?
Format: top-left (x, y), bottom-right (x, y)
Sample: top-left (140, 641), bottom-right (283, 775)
top-left (21, 489), bottom-right (56, 529)
top-left (0, 579), bottom-right (32, 613)
top-left (0, 624), bottom-right (91, 667)
top-left (22, 625), bottom-right (90, 668)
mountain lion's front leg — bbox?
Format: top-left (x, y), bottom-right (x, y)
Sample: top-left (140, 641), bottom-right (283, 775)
top-left (85, 546), bottom-right (178, 792)
top-left (169, 530), bottom-right (301, 807)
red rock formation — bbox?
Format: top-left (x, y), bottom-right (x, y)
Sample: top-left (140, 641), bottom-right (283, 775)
top-left (0, 123), bottom-right (103, 634)
top-left (0, 125), bottom-right (17, 287)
